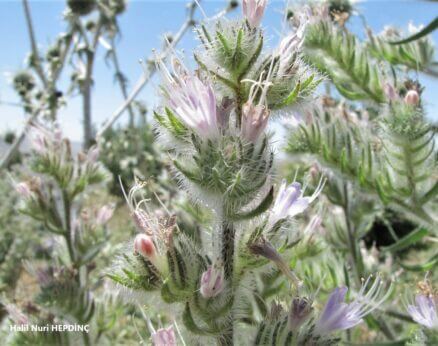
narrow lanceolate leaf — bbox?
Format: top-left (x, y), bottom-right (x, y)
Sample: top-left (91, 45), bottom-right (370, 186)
top-left (182, 303), bottom-right (217, 335)
top-left (194, 54), bottom-right (238, 90)
top-left (280, 80), bottom-right (301, 106)
top-left (165, 107), bottom-right (187, 136)
top-left (154, 110), bottom-right (187, 138)
top-left (381, 228), bottom-right (428, 253)
top-left (173, 159), bottom-right (202, 184)
top-left (390, 17), bottom-right (438, 44)
top-left (229, 186), bottom-right (274, 221)
top-left (400, 252), bottom-right (438, 271)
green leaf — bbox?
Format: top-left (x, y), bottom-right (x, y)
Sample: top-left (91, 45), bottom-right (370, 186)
top-left (400, 252), bottom-right (438, 271)
top-left (390, 17), bottom-right (438, 44)
top-left (280, 80), bottom-right (301, 106)
top-left (165, 107), bottom-right (187, 136)
top-left (229, 186), bottom-right (274, 221)
top-left (381, 228), bottom-right (428, 253)
top-left (173, 159), bottom-right (202, 184)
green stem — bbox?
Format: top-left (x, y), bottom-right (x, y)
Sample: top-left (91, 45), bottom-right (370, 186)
top-left (234, 85), bottom-right (244, 129)
top-left (82, 330), bottom-right (91, 346)
top-left (62, 190), bottom-right (75, 265)
top-left (342, 182), bottom-right (362, 284)
top-left (219, 219), bottom-right (235, 345)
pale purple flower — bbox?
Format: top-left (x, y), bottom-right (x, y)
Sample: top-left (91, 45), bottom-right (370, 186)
top-left (15, 181), bottom-right (32, 199)
top-left (96, 204), bottom-right (114, 225)
top-left (269, 177), bottom-right (325, 225)
top-left (152, 326), bottom-right (176, 346)
top-left (407, 295), bottom-right (438, 330)
top-left (158, 58), bottom-right (220, 140)
top-left (200, 262), bottom-right (225, 298)
top-left (315, 276), bottom-right (391, 335)
top-left (242, 0), bottom-right (267, 29)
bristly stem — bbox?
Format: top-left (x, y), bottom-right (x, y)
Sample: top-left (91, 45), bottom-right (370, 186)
top-left (220, 219), bottom-right (235, 345)
top-left (342, 182), bottom-right (362, 284)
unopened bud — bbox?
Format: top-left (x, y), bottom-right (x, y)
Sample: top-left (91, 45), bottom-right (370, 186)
top-left (242, 0), bottom-right (267, 29)
top-left (15, 182), bottom-right (32, 198)
top-left (134, 234), bottom-right (156, 259)
top-left (200, 262), bottom-right (225, 298)
top-left (288, 297), bottom-right (313, 331)
top-left (96, 205), bottom-right (114, 225)
top-left (404, 90), bottom-right (420, 105)
top-left (152, 326), bottom-right (176, 346)
top-left (383, 82), bottom-right (397, 101)
top-left (87, 145), bottom-right (99, 162)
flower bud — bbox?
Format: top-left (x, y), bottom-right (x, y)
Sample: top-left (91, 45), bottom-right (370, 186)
top-left (87, 145), bottom-right (99, 162)
top-left (404, 90), bottom-right (420, 105)
top-left (242, 0), bottom-right (267, 29)
top-left (383, 82), bottom-right (397, 101)
top-left (96, 205), bottom-right (114, 225)
top-left (241, 103), bottom-right (269, 143)
top-left (15, 182), bottom-right (32, 199)
top-left (288, 297), bottom-right (313, 331)
top-left (134, 234), bottom-right (156, 259)
top-left (152, 326), bottom-right (176, 346)
top-left (200, 262), bottom-right (225, 298)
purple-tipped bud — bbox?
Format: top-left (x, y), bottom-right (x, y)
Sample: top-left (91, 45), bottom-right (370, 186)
top-left (134, 234), bottom-right (156, 259)
top-left (404, 90), bottom-right (420, 105)
top-left (152, 326), bottom-right (176, 346)
top-left (407, 294), bottom-right (438, 330)
top-left (242, 0), bottom-right (267, 29)
top-left (241, 103), bottom-right (269, 143)
top-left (249, 238), bottom-right (301, 286)
top-left (200, 262), bottom-right (225, 298)
top-left (96, 205), bottom-right (114, 225)
top-left (288, 297), bottom-right (313, 331)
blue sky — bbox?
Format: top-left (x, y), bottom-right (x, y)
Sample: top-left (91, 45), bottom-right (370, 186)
top-left (0, 0), bottom-right (437, 141)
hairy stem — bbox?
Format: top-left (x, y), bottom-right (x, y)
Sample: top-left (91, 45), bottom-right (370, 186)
top-left (220, 219), bottom-right (235, 345)
top-left (342, 182), bottom-right (362, 284)
top-left (62, 190), bottom-right (75, 266)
